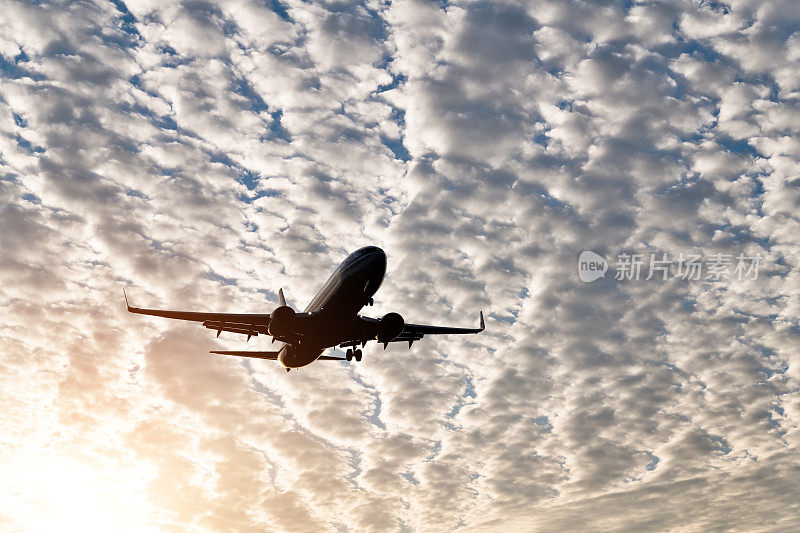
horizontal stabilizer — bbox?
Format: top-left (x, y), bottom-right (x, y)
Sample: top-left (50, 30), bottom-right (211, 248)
top-left (210, 351), bottom-right (347, 362)
top-left (210, 350), bottom-right (281, 360)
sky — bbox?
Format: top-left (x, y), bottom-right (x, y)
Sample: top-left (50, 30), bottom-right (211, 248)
top-left (1, 0), bottom-right (799, 531)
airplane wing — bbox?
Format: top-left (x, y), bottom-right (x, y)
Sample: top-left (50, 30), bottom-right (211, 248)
top-left (124, 289), bottom-right (271, 340)
top-left (352, 311), bottom-right (484, 348)
top-left (394, 311), bottom-right (485, 346)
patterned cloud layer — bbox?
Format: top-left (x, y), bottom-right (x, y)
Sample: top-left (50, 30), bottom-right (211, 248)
top-left (1, 0), bottom-right (798, 531)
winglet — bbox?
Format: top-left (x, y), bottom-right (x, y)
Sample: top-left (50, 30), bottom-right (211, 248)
top-left (123, 288), bottom-right (133, 312)
top-left (278, 288), bottom-right (286, 307)
top-left (479, 311), bottom-right (485, 331)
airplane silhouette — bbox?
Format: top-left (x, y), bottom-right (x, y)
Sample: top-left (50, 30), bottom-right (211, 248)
top-left (125, 246), bottom-right (484, 371)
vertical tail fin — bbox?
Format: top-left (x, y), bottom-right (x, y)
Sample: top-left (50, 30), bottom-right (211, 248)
top-left (278, 288), bottom-right (286, 307)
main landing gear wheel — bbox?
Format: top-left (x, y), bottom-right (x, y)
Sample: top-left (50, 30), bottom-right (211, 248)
top-left (354, 349), bottom-right (362, 362)
top-left (346, 348), bottom-right (353, 361)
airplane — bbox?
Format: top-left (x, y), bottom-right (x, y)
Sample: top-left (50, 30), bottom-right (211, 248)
top-left (125, 246), bottom-right (484, 371)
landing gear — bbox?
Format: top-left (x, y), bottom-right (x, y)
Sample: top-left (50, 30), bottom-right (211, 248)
top-left (345, 348), bottom-right (362, 362)
top-left (366, 298), bottom-right (373, 306)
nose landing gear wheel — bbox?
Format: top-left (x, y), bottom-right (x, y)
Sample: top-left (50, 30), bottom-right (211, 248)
top-left (346, 348), bottom-right (353, 361)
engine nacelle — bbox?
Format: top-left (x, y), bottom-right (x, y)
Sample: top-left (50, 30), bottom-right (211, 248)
top-left (268, 305), bottom-right (296, 337)
top-left (377, 312), bottom-right (404, 343)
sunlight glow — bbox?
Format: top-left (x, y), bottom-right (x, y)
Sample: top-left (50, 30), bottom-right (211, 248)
top-left (3, 452), bottom-right (156, 533)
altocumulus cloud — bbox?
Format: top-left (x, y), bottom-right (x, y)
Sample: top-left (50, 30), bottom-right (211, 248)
top-left (1, 0), bottom-right (799, 531)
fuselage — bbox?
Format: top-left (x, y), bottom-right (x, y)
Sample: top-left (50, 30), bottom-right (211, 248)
top-left (278, 246), bottom-right (386, 368)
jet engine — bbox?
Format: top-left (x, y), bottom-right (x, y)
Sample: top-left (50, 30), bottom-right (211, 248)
top-left (377, 312), bottom-right (404, 343)
top-left (268, 305), bottom-right (296, 337)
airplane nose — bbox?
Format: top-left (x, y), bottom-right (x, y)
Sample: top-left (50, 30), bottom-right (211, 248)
top-left (361, 246), bottom-right (384, 256)
top-left (368, 247), bottom-right (386, 267)
top-left (346, 246), bottom-right (386, 273)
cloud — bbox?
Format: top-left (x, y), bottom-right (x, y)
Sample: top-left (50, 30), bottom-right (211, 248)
top-left (1, 0), bottom-right (798, 531)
